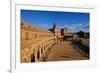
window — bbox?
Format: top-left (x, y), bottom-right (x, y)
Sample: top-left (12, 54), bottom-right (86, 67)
top-left (41, 48), bottom-right (43, 54)
top-left (40, 34), bottom-right (41, 38)
top-left (44, 46), bottom-right (45, 51)
top-left (37, 50), bottom-right (40, 59)
top-left (35, 34), bottom-right (37, 39)
top-left (25, 32), bottom-right (29, 40)
top-left (31, 54), bottom-right (35, 62)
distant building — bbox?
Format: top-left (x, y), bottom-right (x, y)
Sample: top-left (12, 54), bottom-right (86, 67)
top-left (61, 27), bottom-right (67, 36)
top-left (61, 27), bottom-right (73, 41)
top-left (49, 22), bottom-right (63, 44)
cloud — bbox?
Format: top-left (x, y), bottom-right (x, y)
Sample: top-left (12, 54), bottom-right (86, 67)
top-left (67, 23), bottom-right (89, 32)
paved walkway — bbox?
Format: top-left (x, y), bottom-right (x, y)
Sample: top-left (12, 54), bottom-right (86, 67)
top-left (46, 41), bottom-right (88, 61)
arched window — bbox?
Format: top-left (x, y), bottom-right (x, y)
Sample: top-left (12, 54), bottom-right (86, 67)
top-left (23, 58), bottom-right (27, 62)
top-left (37, 50), bottom-right (40, 59)
top-left (40, 34), bottom-right (41, 38)
top-left (31, 54), bottom-right (35, 62)
top-left (44, 46), bottom-right (45, 51)
top-left (25, 32), bottom-right (29, 40)
top-left (41, 48), bottom-right (43, 54)
top-left (35, 34), bottom-right (37, 39)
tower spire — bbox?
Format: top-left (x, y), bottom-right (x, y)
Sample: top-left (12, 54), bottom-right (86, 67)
top-left (53, 21), bottom-right (56, 29)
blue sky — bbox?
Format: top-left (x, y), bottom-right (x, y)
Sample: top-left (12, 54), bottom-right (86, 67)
top-left (21, 9), bottom-right (90, 32)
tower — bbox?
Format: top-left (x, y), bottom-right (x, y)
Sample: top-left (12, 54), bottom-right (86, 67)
top-left (53, 22), bottom-right (56, 30)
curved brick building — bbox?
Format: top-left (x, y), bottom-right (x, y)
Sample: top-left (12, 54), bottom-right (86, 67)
top-left (21, 20), bottom-right (56, 63)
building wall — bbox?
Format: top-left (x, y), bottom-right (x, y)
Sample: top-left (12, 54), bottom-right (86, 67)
top-left (21, 21), bottom-right (56, 63)
top-left (54, 28), bottom-right (63, 44)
